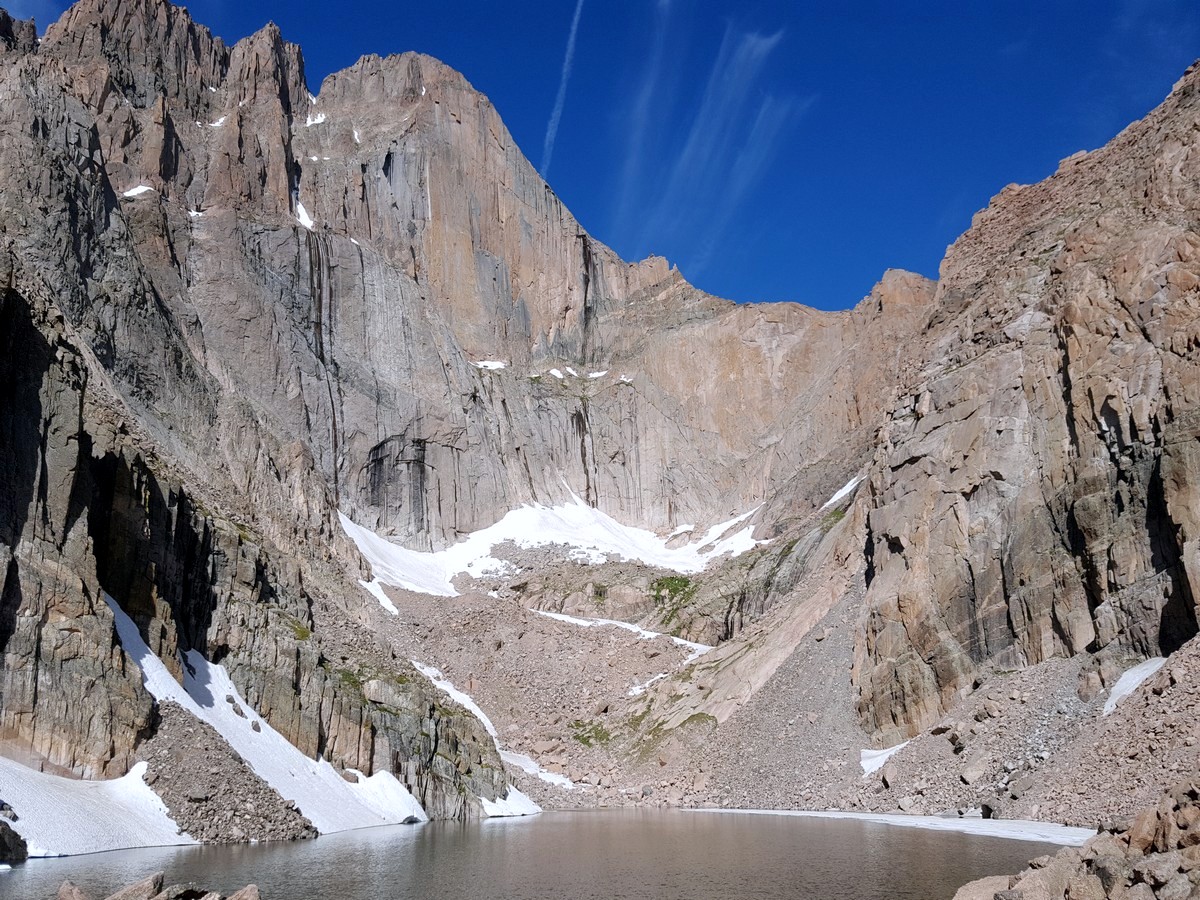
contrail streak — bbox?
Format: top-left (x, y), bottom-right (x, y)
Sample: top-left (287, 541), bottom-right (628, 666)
top-left (540, 0), bottom-right (585, 178)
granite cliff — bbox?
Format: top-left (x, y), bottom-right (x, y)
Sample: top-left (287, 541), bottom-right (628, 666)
top-left (0, 0), bottom-right (1197, 854)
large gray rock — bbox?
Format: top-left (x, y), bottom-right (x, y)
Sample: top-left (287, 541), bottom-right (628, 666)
top-left (0, 818), bottom-right (25, 863)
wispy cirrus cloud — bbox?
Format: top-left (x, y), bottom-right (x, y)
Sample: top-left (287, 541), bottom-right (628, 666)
top-left (614, 19), bottom-right (811, 281)
top-left (611, 0), bottom-right (672, 239)
top-left (540, 0), bottom-right (586, 179)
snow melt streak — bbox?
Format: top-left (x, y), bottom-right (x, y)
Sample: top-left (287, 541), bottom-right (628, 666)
top-left (105, 594), bottom-right (426, 832)
top-left (412, 661), bottom-right (564, 803)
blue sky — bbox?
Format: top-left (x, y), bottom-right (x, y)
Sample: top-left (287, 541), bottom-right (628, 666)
top-left (11, 1), bottom-right (1200, 309)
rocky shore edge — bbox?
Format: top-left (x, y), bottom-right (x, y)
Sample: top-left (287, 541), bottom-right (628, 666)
top-left (956, 782), bottom-right (1200, 900)
top-left (56, 872), bottom-right (260, 900)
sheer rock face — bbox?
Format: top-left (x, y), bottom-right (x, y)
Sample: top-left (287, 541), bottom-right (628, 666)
top-left (854, 63), bottom-right (1200, 745)
top-left (0, 0), bottom-right (1197, 810)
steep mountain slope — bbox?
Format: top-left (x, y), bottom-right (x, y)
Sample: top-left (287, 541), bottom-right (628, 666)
top-left (0, 0), bottom-right (1197, 850)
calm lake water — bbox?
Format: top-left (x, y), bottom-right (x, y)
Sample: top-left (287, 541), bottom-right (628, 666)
top-left (1, 810), bottom-right (1055, 900)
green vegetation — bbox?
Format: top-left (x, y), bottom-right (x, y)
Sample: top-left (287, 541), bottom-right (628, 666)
top-left (336, 667), bottom-right (364, 692)
top-left (569, 718), bottom-right (612, 747)
top-left (287, 618), bottom-right (312, 641)
top-left (820, 508), bottom-right (846, 533)
top-left (650, 575), bottom-right (698, 629)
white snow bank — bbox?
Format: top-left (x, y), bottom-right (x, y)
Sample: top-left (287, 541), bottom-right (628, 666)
top-left (588, 371), bottom-right (608, 378)
top-left (354, 128), bottom-right (361, 144)
top-left (689, 808), bottom-right (1094, 845)
top-left (187, 209), bottom-right (203, 218)
top-left (473, 360), bottom-right (506, 370)
top-left (339, 500), bottom-right (763, 598)
top-left (296, 202), bottom-right (315, 231)
top-left (548, 368), bottom-right (564, 379)
top-left (209, 116), bottom-right (226, 127)
top-left (860, 740), bottom-right (910, 776)
top-left (305, 112), bottom-right (326, 126)
top-left (531, 610), bottom-right (712, 662)
top-left (1104, 657), bottom-right (1167, 715)
top-left (105, 595), bottom-right (426, 833)
top-left (565, 367), bottom-right (578, 377)
top-left (121, 185), bottom-right (154, 198)
top-left (0, 757), bottom-right (194, 857)
top-left (499, 750), bottom-right (574, 789)
top-left (480, 786), bottom-right (540, 817)
top-left (820, 475), bottom-right (864, 510)
top-left (412, 661), bottom-right (558, 811)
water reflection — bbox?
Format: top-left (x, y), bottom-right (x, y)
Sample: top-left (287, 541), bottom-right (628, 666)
top-left (2, 810), bottom-right (1053, 900)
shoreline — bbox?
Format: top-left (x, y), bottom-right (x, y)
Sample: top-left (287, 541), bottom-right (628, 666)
top-left (687, 807), bottom-right (1095, 845)
top-left (3, 804), bottom-right (1095, 864)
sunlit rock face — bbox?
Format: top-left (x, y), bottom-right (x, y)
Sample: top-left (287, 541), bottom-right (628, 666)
top-left (0, 0), bottom-right (1197, 816)
top-left (854, 63), bottom-right (1200, 744)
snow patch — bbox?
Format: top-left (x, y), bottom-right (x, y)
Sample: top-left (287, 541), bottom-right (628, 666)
top-left (339, 500), bottom-right (763, 598)
top-left (532, 610), bottom-right (711, 662)
top-left (860, 740), bottom-right (909, 776)
top-left (350, 238), bottom-right (360, 246)
top-left (296, 202), bottom-right (315, 230)
top-left (689, 809), bottom-right (1094, 845)
top-left (412, 661), bottom-right (560, 810)
top-left (619, 375), bottom-right (633, 383)
top-left (1104, 657), bottom-right (1167, 715)
top-left (588, 371), bottom-right (608, 378)
top-left (0, 757), bottom-right (194, 857)
top-left (565, 367), bottom-right (578, 377)
top-left (360, 578), bottom-right (397, 614)
top-left (480, 785), bottom-right (540, 817)
top-left (187, 209), bottom-right (203, 218)
top-left (548, 368), bottom-right (564, 379)
top-left (499, 750), bottom-right (574, 789)
top-left (354, 128), bottom-right (361, 144)
top-left (820, 475), bottom-right (864, 510)
top-left (628, 673), bottom-right (668, 697)
top-left (207, 85), bottom-right (217, 93)
top-left (209, 116), bottom-right (226, 127)
top-left (121, 185), bottom-right (154, 198)
top-left (305, 112), bottom-right (326, 127)
top-left (473, 360), bottom-right (507, 370)
top-left (105, 594), bottom-right (426, 833)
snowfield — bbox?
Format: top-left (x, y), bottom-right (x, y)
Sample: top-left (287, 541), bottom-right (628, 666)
top-left (339, 497), bottom-right (763, 599)
top-left (105, 595), bottom-right (427, 834)
top-left (0, 758), bottom-right (194, 857)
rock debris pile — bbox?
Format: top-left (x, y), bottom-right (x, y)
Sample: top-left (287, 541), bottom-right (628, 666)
top-left (955, 782), bottom-right (1200, 899)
